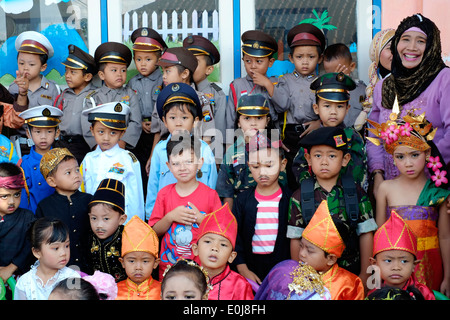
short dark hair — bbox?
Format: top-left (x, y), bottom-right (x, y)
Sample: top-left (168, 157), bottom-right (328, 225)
top-left (30, 217), bottom-right (69, 250)
top-left (0, 162), bottom-right (22, 178)
top-left (290, 45), bottom-right (322, 56)
top-left (166, 133), bottom-right (201, 160)
top-left (17, 52), bottom-right (48, 65)
top-left (162, 102), bottom-right (199, 121)
top-left (323, 43), bottom-right (352, 63)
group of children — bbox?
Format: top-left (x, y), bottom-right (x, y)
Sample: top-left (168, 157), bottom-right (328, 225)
top-left (0, 18), bottom-right (449, 302)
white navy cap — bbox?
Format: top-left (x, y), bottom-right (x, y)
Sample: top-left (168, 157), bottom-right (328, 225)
top-left (15, 31), bottom-right (54, 58)
top-left (19, 105), bottom-right (63, 127)
top-left (82, 102), bottom-right (130, 130)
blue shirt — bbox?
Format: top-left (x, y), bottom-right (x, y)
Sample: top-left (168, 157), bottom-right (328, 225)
top-left (20, 146), bottom-right (55, 213)
top-left (145, 134), bottom-right (218, 220)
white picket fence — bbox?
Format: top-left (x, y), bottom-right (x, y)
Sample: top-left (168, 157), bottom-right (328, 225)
top-left (123, 9), bottom-right (219, 43)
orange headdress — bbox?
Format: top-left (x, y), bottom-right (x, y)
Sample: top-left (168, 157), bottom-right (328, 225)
top-left (302, 200), bottom-right (346, 258)
top-left (366, 96), bottom-right (436, 155)
top-left (197, 203), bottom-right (238, 249)
top-left (121, 216), bottom-right (159, 258)
top-left (373, 210), bottom-right (417, 257)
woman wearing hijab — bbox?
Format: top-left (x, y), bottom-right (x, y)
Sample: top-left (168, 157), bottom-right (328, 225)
top-left (367, 14), bottom-right (450, 196)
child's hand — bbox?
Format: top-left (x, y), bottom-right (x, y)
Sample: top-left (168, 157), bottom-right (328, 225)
top-left (142, 121), bottom-right (152, 134)
top-left (168, 205), bottom-right (197, 225)
top-left (236, 264), bottom-right (262, 285)
top-left (14, 70), bottom-right (29, 96)
top-left (187, 202), bottom-right (204, 225)
top-left (300, 119), bottom-right (321, 138)
top-left (333, 63), bottom-right (349, 75)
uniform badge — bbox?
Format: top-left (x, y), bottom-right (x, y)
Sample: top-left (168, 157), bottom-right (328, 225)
top-left (109, 162), bottom-right (125, 174)
top-left (253, 42), bottom-right (260, 49)
top-left (333, 135), bottom-right (346, 147)
top-left (40, 94), bottom-right (52, 100)
top-left (114, 103), bottom-right (123, 112)
top-left (120, 96), bottom-right (130, 106)
top-left (172, 84), bottom-right (180, 92)
top-left (202, 110), bottom-right (212, 122)
top-left (42, 108), bottom-right (51, 116)
top-left (154, 85), bottom-right (161, 95)
top-left (141, 28), bottom-right (148, 36)
top-left (0, 146), bottom-right (8, 158)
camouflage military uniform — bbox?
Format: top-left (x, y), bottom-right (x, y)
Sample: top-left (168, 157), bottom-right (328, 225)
top-left (287, 178), bottom-right (376, 274)
top-left (292, 125), bottom-right (368, 191)
top-left (216, 135), bottom-right (287, 199)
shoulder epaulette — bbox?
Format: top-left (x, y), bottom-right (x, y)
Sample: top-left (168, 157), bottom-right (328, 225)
top-left (210, 83), bottom-right (223, 92)
top-left (85, 90), bottom-right (97, 99)
top-left (128, 151), bottom-right (138, 163)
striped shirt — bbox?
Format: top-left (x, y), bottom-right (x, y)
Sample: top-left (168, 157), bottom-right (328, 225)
top-left (252, 188), bottom-right (282, 254)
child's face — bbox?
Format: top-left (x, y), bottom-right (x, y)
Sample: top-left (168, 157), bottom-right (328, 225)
top-left (64, 67), bottom-right (91, 91)
top-left (237, 114), bottom-right (269, 140)
top-left (289, 45), bottom-right (322, 76)
top-left (305, 145), bottom-right (350, 182)
top-left (162, 65), bottom-right (188, 86)
top-left (27, 126), bottom-right (60, 153)
top-left (0, 187), bottom-right (21, 217)
top-left (313, 99), bottom-right (350, 127)
top-left (162, 104), bottom-right (197, 135)
top-left (298, 237), bottom-right (335, 273)
top-left (242, 54), bottom-right (274, 80)
top-left (120, 251), bottom-right (159, 285)
top-left (47, 158), bottom-right (81, 195)
top-left (193, 55), bottom-right (214, 84)
top-left (162, 273), bottom-right (206, 300)
top-left (192, 233), bottom-right (236, 276)
top-left (248, 148), bottom-right (287, 190)
top-left (32, 235), bottom-right (70, 271)
top-left (379, 41), bottom-right (393, 71)
top-left (370, 250), bottom-right (419, 288)
top-left (99, 62), bottom-right (127, 89)
top-left (167, 150), bottom-right (203, 184)
top-left (90, 122), bottom-right (125, 151)
top-left (393, 146), bottom-right (428, 179)
top-left (89, 203), bottom-right (127, 240)
top-left (134, 51), bottom-right (159, 77)
top-left (323, 57), bottom-right (355, 76)
top-left (17, 52), bottom-right (46, 81)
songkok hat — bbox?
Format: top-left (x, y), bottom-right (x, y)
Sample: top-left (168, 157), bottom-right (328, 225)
top-left (131, 27), bottom-right (167, 52)
top-left (40, 148), bottom-right (75, 179)
top-left (373, 210), bottom-right (417, 257)
top-left (197, 203), bottom-right (237, 248)
top-left (82, 102), bottom-right (130, 131)
top-left (62, 45), bottom-right (97, 75)
top-left (302, 200), bottom-right (346, 258)
top-left (19, 105), bottom-right (63, 128)
top-left (16, 31), bottom-right (54, 58)
top-left (89, 179), bottom-right (125, 214)
top-left (310, 72), bottom-right (356, 103)
top-left (122, 216), bottom-right (159, 257)
top-left (183, 35), bottom-right (220, 65)
top-left (95, 42), bottom-right (132, 67)
top-left (236, 94), bottom-right (270, 117)
top-left (241, 30), bottom-right (277, 58)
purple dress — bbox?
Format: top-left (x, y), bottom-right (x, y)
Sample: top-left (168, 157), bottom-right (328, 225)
top-left (367, 68), bottom-right (450, 180)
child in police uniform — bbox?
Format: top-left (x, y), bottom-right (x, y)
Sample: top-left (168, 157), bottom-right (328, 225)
top-left (86, 179), bottom-right (127, 282)
top-left (54, 45), bottom-right (98, 165)
top-left (271, 23), bottom-right (324, 191)
top-left (80, 102), bottom-right (144, 223)
top-left (35, 148), bottom-right (92, 271)
top-left (116, 216), bottom-right (161, 300)
top-left (145, 83), bottom-right (218, 220)
top-left (183, 35), bottom-right (227, 159)
top-left (192, 203), bottom-right (254, 300)
top-left (225, 30), bottom-right (279, 135)
top-left (127, 28), bottom-right (167, 197)
top-left (9, 31), bottom-right (60, 156)
top-left (82, 42), bottom-right (142, 151)
top-left (148, 46), bottom-right (216, 149)
top-left (18, 105), bottom-right (63, 213)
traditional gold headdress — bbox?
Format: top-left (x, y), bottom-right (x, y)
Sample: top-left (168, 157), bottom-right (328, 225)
top-left (366, 96), bottom-right (437, 154)
top-left (287, 262), bottom-right (327, 299)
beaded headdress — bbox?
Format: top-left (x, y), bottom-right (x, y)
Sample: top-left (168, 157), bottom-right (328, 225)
top-left (287, 262), bottom-right (327, 299)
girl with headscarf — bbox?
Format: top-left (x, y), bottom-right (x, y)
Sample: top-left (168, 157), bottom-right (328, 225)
top-left (367, 14), bottom-right (450, 196)
top-left (355, 28), bottom-right (395, 131)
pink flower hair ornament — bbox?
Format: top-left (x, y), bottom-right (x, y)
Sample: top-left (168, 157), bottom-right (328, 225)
top-left (431, 170), bottom-right (448, 188)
